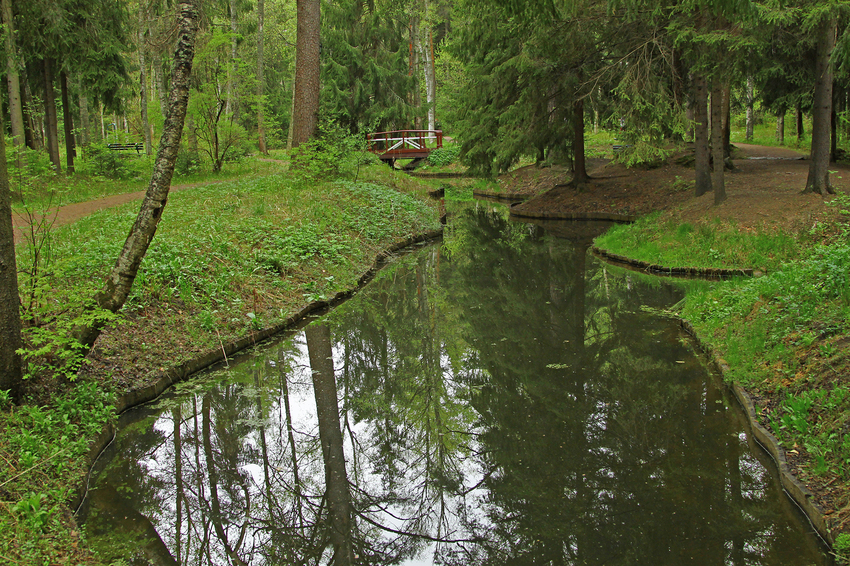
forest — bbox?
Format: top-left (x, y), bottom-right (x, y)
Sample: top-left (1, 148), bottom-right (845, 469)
top-left (3, 0), bottom-right (850, 563)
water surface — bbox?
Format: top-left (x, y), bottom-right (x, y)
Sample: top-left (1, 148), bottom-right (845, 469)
top-left (83, 203), bottom-right (829, 565)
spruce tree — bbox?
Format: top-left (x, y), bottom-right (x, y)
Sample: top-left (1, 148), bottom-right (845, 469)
top-left (321, 0), bottom-right (417, 133)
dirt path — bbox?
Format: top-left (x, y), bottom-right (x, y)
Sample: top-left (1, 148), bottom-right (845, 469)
top-left (11, 179), bottom-right (231, 245)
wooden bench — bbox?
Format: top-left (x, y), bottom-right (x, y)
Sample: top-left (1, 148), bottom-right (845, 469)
top-left (107, 142), bottom-right (144, 154)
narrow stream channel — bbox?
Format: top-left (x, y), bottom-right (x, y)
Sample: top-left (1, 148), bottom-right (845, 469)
top-left (81, 202), bottom-right (830, 565)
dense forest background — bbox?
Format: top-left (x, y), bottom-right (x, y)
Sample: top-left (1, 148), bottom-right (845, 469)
top-left (4, 0), bottom-right (850, 193)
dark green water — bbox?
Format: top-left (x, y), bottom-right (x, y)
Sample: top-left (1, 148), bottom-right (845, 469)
top-left (81, 203), bottom-right (830, 565)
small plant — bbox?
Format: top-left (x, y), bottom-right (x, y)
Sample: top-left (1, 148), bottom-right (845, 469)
top-left (427, 144), bottom-right (461, 167)
top-left (670, 175), bottom-right (693, 192)
top-left (781, 394), bottom-right (813, 436)
top-left (835, 533), bottom-right (850, 562)
top-left (13, 492), bottom-right (54, 532)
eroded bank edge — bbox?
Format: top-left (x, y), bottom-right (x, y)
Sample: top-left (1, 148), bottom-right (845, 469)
top-left (69, 227), bottom-right (445, 516)
top-left (593, 245), bottom-right (755, 279)
top-left (509, 207), bottom-right (636, 223)
top-left (679, 318), bottom-right (837, 551)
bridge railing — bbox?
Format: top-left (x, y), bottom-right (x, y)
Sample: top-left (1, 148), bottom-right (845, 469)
top-left (366, 130), bottom-right (443, 157)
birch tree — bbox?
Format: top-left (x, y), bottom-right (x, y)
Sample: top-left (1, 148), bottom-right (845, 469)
top-left (75, 0), bottom-right (202, 350)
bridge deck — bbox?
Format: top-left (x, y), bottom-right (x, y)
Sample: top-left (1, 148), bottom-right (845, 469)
top-left (367, 130), bottom-right (443, 164)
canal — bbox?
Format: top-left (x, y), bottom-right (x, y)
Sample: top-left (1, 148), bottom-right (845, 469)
top-left (81, 202), bottom-right (829, 565)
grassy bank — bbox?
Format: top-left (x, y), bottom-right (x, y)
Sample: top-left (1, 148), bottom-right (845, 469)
top-left (1, 156), bottom-right (442, 565)
top-left (596, 193), bottom-right (850, 560)
top-left (595, 212), bottom-right (805, 272)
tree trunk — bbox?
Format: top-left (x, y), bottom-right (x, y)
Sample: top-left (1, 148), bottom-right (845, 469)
top-left (291, 0), bottom-right (320, 147)
top-left (831, 81), bottom-right (838, 162)
top-left (257, 0), bottom-right (267, 154)
top-left (796, 102), bottom-right (804, 142)
top-left (722, 81), bottom-right (731, 157)
top-left (424, 27), bottom-right (436, 131)
top-left (43, 58), bottom-right (62, 173)
top-left (0, 120), bottom-right (22, 402)
top-left (776, 111), bottom-right (785, 145)
top-left (74, 0), bottom-right (201, 350)
top-left (306, 323), bottom-right (354, 566)
top-left (21, 73), bottom-right (39, 150)
top-left (139, 24), bottom-right (153, 156)
top-left (79, 91), bottom-right (91, 147)
top-left (60, 71), bottom-right (76, 174)
top-left (572, 97), bottom-right (588, 185)
top-left (805, 17), bottom-right (836, 195)
top-left (1, 0), bottom-right (24, 168)
top-left (711, 79), bottom-right (726, 205)
top-left (694, 74), bottom-right (711, 197)
top-left (226, 0), bottom-right (238, 118)
top-left (745, 76), bottom-right (754, 141)
top-left (154, 58), bottom-right (168, 120)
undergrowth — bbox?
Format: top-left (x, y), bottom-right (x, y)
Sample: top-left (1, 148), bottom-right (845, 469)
top-left (0, 381), bottom-right (114, 565)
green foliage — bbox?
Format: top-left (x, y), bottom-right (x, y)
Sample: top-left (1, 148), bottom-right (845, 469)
top-left (175, 146), bottom-right (203, 177)
top-left (427, 145), bottom-right (462, 167)
top-left (0, 380), bottom-right (115, 563)
top-left (321, 0), bottom-right (417, 133)
top-left (190, 27), bottom-right (257, 173)
top-left (835, 533), bottom-right (850, 562)
top-left (447, 1), bottom-right (576, 175)
top-left (77, 143), bottom-right (136, 180)
top-left (290, 119), bottom-right (371, 182)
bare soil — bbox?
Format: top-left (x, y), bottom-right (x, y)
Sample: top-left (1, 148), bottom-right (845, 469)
top-left (508, 143), bottom-right (845, 233)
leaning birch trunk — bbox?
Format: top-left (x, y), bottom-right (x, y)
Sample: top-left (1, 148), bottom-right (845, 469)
top-left (74, 0), bottom-right (201, 351)
top-left (805, 17), bottom-right (837, 195)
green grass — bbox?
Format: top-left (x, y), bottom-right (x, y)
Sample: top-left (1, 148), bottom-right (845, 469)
top-left (10, 155), bottom-right (286, 213)
top-left (729, 113), bottom-right (812, 153)
top-left (595, 213), bottom-right (803, 271)
top-left (0, 382), bottom-right (114, 565)
top-left (3, 157), bottom-right (442, 565)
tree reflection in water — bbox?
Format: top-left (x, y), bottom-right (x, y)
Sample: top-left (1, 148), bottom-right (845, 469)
top-left (82, 204), bottom-right (829, 566)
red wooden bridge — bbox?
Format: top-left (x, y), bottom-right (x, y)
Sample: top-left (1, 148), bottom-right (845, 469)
top-left (366, 130), bottom-right (443, 169)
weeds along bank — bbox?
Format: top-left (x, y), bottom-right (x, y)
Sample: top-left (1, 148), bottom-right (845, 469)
top-left (1, 158), bottom-right (442, 565)
top-left (595, 196), bottom-right (850, 561)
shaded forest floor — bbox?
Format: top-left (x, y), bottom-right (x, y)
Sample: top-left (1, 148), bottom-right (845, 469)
top-left (507, 143), bottom-right (842, 234)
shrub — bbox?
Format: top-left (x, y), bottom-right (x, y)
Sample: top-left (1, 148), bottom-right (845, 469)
top-left (427, 144), bottom-right (461, 167)
top-left (78, 143), bottom-right (133, 180)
